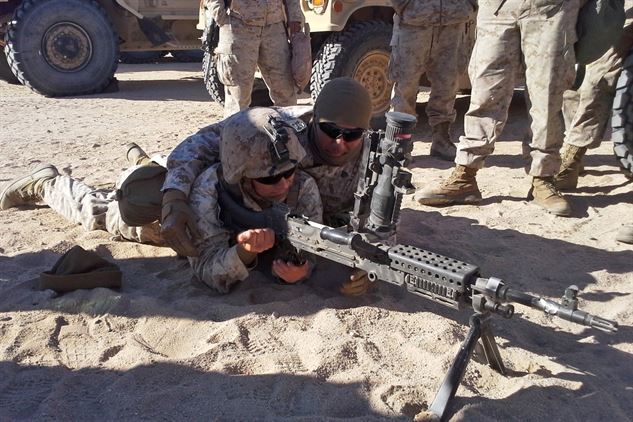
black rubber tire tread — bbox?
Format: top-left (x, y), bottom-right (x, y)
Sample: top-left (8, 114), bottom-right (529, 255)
top-left (202, 48), bottom-right (224, 105)
top-left (6, 0), bottom-right (119, 96)
top-left (0, 47), bottom-right (20, 84)
top-left (612, 48), bottom-right (633, 177)
top-left (120, 51), bottom-right (165, 64)
top-left (172, 49), bottom-right (204, 63)
top-left (310, 20), bottom-right (393, 118)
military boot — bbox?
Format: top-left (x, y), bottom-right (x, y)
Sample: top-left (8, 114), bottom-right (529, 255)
top-left (0, 164), bottom-right (59, 210)
top-left (616, 225), bottom-right (633, 244)
top-left (554, 144), bottom-right (587, 191)
top-left (125, 142), bottom-right (152, 166)
top-left (430, 122), bottom-right (456, 161)
top-left (528, 176), bottom-right (571, 216)
top-left (415, 165), bottom-right (482, 205)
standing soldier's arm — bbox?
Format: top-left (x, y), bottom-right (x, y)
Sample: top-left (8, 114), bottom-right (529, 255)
top-left (285, 0), bottom-right (305, 35)
top-left (205, 0), bottom-right (229, 26)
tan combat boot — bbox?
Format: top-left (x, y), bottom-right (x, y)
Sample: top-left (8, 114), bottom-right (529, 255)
top-left (0, 164), bottom-right (59, 210)
top-left (430, 122), bottom-right (456, 161)
top-left (528, 176), bottom-right (571, 216)
top-left (415, 165), bottom-right (482, 205)
top-left (125, 142), bottom-right (152, 166)
top-left (554, 144), bottom-right (587, 191)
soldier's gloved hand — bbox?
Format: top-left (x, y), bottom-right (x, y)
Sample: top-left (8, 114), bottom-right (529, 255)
top-left (288, 21), bottom-right (302, 37)
top-left (272, 259), bottom-right (310, 284)
top-left (161, 189), bottom-right (201, 257)
top-left (340, 269), bottom-right (371, 296)
top-left (236, 228), bottom-right (275, 254)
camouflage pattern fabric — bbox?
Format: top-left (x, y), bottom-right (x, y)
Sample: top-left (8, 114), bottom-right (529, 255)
top-left (563, 3), bottom-right (633, 148)
top-left (389, 21), bottom-right (468, 125)
top-left (213, 0), bottom-right (301, 116)
top-left (186, 107), bottom-right (322, 293)
top-left (391, 0), bottom-right (477, 26)
top-left (456, 0), bottom-right (580, 177)
top-left (163, 106), bottom-right (363, 222)
top-left (41, 171), bottom-right (163, 245)
top-left (206, 0), bottom-right (303, 27)
top-left (187, 165), bottom-right (321, 293)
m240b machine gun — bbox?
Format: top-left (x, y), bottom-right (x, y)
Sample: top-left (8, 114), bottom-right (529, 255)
top-left (218, 112), bottom-right (618, 421)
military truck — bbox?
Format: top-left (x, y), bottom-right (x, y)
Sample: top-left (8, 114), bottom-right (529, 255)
top-left (0, 0), bottom-right (201, 96)
top-left (202, 0), bottom-right (473, 122)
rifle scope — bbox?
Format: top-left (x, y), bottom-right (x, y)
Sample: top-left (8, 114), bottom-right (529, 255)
top-left (368, 112), bottom-right (417, 238)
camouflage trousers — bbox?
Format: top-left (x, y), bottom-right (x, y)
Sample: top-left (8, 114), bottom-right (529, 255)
top-left (389, 22), bottom-right (467, 126)
top-left (563, 23), bottom-right (633, 149)
top-left (216, 18), bottom-right (296, 117)
top-left (42, 175), bottom-right (162, 245)
top-left (456, 0), bottom-right (579, 177)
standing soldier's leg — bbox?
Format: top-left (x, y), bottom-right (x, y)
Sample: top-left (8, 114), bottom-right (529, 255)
top-left (215, 19), bottom-right (261, 117)
top-left (258, 22), bottom-right (297, 107)
top-left (426, 23), bottom-right (466, 161)
top-left (389, 23), bottom-right (432, 117)
top-left (520, 0), bottom-right (579, 215)
top-left (416, 2), bottom-right (521, 206)
top-left (557, 42), bottom-right (630, 189)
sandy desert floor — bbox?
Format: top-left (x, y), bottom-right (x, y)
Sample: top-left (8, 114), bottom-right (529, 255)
top-left (0, 63), bottom-right (632, 421)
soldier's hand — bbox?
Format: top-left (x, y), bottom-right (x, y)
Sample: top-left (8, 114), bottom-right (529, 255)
top-left (161, 190), bottom-right (201, 257)
top-left (272, 259), bottom-right (309, 284)
top-left (288, 21), bottom-right (302, 37)
top-left (236, 228), bottom-right (275, 254)
top-left (340, 269), bottom-right (371, 297)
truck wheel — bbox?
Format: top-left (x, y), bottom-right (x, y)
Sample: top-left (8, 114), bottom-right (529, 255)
top-left (612, 49), bottom-right (633, 177)
top-left (0, 48), bottom-right (20, 84)
top-left (172, 49), bottom-right (204, 63)
top-left (120, 51), bottom-right (165, 64)
top-left (202, 49), bottom-right (225, 104)
top-left (5, 0), bottom-right (118, 96)
top-left (311, 21), bottom-right (393, 126)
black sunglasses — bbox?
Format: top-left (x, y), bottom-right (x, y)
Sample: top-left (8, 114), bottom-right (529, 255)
top-left (254, 167), bottom-right (296, 185)
top-left (318, 122), bottom-right (365, 142)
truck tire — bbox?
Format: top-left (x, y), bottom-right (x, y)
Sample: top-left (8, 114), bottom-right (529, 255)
top-left (120, 51), bottom-right (165, 64)
top-left (311, 21), bottom-right (393, 126)
top-left (172, 49), bottom-right (204, 63)
top-left (612, 49), bottom-right (633, 177)
top-left (5, 0), bottom-right (118, 96)
top-left (202, 49), bottom-right (225, 104)
top-left (0, 48), bottom-right (20, 84)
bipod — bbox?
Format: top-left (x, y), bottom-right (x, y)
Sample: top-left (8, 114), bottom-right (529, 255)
top-left (427, 312), bottom-right (505, 421)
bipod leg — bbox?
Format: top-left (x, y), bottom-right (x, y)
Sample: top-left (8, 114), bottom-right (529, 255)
top-left (479, 318), bottom-right (505, 375)
top-left (427, 313), bottom-right (500, 421)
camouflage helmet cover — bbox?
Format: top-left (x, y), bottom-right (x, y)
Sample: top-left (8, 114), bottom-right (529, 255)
top-left (221, 107), bottom-right (306, 185)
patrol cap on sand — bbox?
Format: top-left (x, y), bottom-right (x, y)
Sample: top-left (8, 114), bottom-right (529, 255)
top-left (221, 107), bottom-right (307, 185)
top-left (115, 164), bottom-right (166, 226)
top-left (313, 77), bottom-right (372, 129)
top-left (40, 246), bottom-right (122, 293)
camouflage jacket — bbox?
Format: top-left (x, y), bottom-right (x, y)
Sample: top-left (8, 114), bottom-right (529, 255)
top-left (391, 0), bottom-right (477, 26)
top-left (206, 0), bottom-right (304, 27)
top-left (164, 106), bottom-right (364, 225)
top-left (187, 163), bottom-right (322, 293)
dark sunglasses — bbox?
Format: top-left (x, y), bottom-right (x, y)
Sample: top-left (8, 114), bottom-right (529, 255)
top-left (254, 167), bottom-right (296, 185)
top-left (318, 122), bottom-right (365, 142)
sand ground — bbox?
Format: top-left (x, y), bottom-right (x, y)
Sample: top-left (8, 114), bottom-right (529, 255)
top-left (0, 63), bottom-right (632, 421)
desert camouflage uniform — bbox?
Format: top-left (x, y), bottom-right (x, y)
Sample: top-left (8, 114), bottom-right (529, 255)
top-left (186, 108), bottom-right (323, 293)
top-left (563, 3), bottom-right (633, 148)
top-left (389, 0), bottom-right (476, 124)
top-left (40, 167), bottom-right (163, 244)
top-left (163, 106), bottom-right (363, 225)
top-left (456, 0), bottom-right (580, 176)
top-left (208, 0), bottom-right (303, 117)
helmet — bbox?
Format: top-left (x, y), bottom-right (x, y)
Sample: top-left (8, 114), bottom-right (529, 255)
top-left (221, 107), bottom-right (306, 185)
